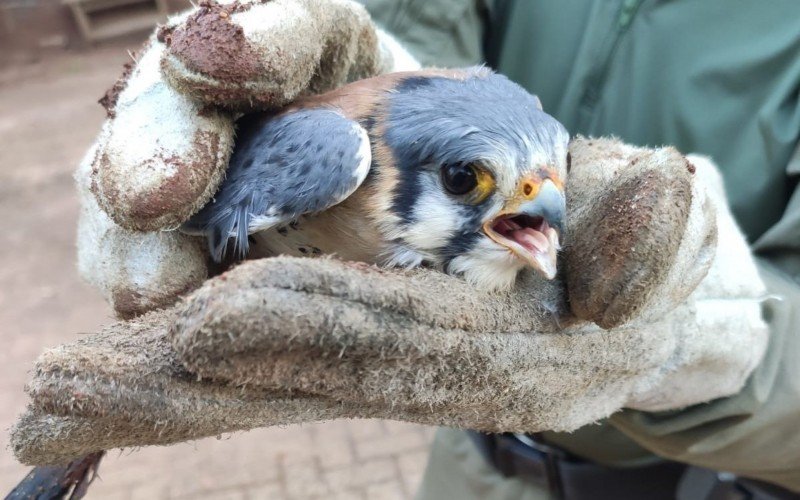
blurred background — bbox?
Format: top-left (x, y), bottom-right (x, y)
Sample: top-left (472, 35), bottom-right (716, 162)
top-left (0, 1), bottom-right (433, 498)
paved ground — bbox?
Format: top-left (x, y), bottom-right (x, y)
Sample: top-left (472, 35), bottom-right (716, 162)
top-left (0, 43), bottom-right (434, 499)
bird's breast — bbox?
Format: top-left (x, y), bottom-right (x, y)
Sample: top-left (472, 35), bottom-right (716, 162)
top-left (247, 188), bottom-right (387, 265)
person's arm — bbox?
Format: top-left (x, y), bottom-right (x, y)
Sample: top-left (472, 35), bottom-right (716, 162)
top-left (611, 146), bottom-right (800, 491)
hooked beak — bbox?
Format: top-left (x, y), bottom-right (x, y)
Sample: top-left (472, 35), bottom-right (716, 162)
top-left (482, 178), bottom-right (565, 279)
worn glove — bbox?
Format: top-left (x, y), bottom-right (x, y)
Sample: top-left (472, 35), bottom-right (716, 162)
top-left (12, 133), bottom-right (768, 465)
top-left (80, 0), bottom-right (418, 317)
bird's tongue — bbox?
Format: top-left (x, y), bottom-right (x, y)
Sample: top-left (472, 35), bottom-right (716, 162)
top-left (486, 216), bottom-right (560, 279)
top-left (510, 227), bottom-right (551, 253)
top-left (508, 225), bottom-right (560, 279)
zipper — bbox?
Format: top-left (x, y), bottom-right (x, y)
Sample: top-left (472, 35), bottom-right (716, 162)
top-left (577, 0), bottom-right (645, 130)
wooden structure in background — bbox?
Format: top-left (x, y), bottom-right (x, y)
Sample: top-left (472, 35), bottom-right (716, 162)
top-left (63, 0), bottom-right (167, 42)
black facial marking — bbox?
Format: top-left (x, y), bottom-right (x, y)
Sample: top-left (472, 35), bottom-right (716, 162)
top-left (391, 165), bottom-right (422, 224)
top-left (440, 231), bottom-right (482, 268)
top-left (277, 226), bottom-right (288, 236)
top-left (438, 205), bottom-right (488, 266)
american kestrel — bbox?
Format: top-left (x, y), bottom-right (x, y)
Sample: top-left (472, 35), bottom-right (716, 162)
top-left (184, 67), bottom-right (570, 290)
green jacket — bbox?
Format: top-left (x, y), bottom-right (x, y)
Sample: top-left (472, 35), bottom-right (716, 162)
top-left (361, 0), bottom-right (800, 491)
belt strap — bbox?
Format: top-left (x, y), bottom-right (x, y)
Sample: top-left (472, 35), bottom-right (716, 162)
top-left (468, 432), bottom-right (800, 500)
top-left (468, 432), bottom-right (683, 500)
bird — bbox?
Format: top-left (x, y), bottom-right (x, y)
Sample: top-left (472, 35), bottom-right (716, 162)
top-left (183, 67), bottom-right (570, 290)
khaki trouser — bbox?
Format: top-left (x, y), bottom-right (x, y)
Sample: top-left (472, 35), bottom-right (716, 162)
top-left (416, 428), bottom-right (552, 500)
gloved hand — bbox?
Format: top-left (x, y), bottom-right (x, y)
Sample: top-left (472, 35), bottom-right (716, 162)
top-left (12, 135), bottom-right (768, 465)
top-left (79, 0), bottom-right (418, 317)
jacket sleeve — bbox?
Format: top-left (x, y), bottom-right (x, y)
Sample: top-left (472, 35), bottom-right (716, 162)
top-left (357, 0), bottom-right (489, 67)
top-left (610, 146), bottom-right (800, 492)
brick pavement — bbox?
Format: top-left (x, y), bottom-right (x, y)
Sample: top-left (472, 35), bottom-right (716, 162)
top-left (0, 43), bottom-right (434, 499)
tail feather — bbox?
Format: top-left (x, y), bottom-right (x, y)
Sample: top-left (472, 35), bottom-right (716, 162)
top-left (203, 201), bottom-right (251, 263)
top-left (234, 202), bottom-right (250, 260)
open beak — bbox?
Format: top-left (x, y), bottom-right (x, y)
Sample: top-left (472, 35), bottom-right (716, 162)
top-left (482, 178), bottom-right (565, 279)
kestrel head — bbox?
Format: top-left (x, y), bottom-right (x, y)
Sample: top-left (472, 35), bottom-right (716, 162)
top-left (369, 68), bottom-right (570, 290)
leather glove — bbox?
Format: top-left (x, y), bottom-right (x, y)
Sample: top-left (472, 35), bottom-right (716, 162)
top-left (79, 0), bottom-right (418, 317)
top-left (11, 136), bottom-right (768, 465)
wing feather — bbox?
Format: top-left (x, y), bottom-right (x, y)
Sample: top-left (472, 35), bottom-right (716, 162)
top-left (183, 108), bottom-right (371, 261)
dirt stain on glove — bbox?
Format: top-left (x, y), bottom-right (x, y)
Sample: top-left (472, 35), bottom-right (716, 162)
top-left (159, 0), bottom-right (270, 84)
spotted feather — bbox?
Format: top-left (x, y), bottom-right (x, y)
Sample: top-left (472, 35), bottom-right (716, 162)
top-left (183, 108), bottom-right (371, 261)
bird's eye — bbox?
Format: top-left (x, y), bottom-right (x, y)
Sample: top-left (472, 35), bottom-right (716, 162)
top-left (441, 163), bottom-right (479, 195)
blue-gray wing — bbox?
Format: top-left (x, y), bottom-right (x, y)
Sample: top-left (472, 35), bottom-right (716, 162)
top-left (183, 108), bottom-right (371, 261)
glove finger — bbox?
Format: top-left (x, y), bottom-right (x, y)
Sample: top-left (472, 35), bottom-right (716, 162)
top-left (13, 301), bottom-right (516, 465)
top-left (11, 308), bottom-right (352, 465)
top-left (77, 146), bottom-right (209, 318)
top-left (92, 39), bottom-right (235, 232)
top-left (160, 0), bottom-right (382, 110)
top-left (564, 137), bottom-right (710, 328)
top-left (170, 257), bottom-right (678, 433)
